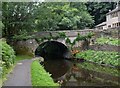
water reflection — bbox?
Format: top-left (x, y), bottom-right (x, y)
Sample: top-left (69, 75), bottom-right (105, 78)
top-left (58, 63), bottom-right (93, 86)
top-left (42, 59), bottom-right (119, 86)
top-left (43, 59), bottom-right (72, 79)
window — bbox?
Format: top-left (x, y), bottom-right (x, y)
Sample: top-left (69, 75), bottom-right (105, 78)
top-left (119, 22), bottom-right (120, 26)
top-left (115, 23), bottom-right (117, 27)
top-left (117, 23), bottom-right (119, 27)
top-left (111, 12), bottom-right (118, 18)
top-left (112, 24), bottom-right (115, 27)
top-left (108, 25), bottom-right (111, 28)
top-left (112, 22), bottom-right (120, 28)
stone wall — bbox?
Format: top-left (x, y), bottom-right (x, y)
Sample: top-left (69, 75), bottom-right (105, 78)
top-left (12, 28), bottom-right (119, 56)
top-left (94, 27), bottom-right (120, 38)
top-left (89, 44), bottom-right (119, 52)
top-left (32, 27), bottom-right (120, 38)
top-left (32, 29), bottom-right (95, 38)
top-left (14, 39), bottom-right (39, 56)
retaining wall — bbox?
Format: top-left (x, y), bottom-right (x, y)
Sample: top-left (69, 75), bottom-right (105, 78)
top-left (89, 44), bottom-right (119, 52)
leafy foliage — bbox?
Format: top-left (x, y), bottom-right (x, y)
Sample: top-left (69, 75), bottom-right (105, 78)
top-left (76, 32), bottom-right (94, 41)
top-left (0, 21), bottom-right (4, 31)
top-left (76, 50), bottom-right (119, 67)
top-left (0, 21), bottom-right (4, 38)
top-left (2, 2), bottom-right (94, 39)
top-left (1, 55), bottom-right (32, 86)
top-left (86, 2), bottom-right (116, 27)
top-left (12, 34), bottom-right (35, 41)
top-left (58, 32), bottom-right (66, 38)
top-left (66, 32), bottom-right (94, 47)
top-left (1, 39), bottom-right (15, 68)
top-left (36, 2), bottom-right (94, 31)
top-left (65, 37), bottom-right (71, 44)
top-left (96, 37), bottom-right (120, 46)
top-left (0, 39), bottom-right (15, 84)
top-left (31, 60), bottom-right (59, 86)
top-left (2, 2), bottom-right (39, 38)
top-left (76, 33), bottom-right (86, 41)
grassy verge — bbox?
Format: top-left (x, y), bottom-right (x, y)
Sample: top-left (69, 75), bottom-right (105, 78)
top-left (31, 60), bottom-right (59, 87)
top-left (1, 55), bottom-right (33, 86)
top-left (95, 37), bottom-right (120, 46)
top-left (77, 62), bottom-right (119, 77)
top-left (76, 50), bottom-right (119, 67)
top-left (15, 55), bottom-right (33, 63)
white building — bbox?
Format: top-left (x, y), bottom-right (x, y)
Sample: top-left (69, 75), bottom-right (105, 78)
top-left (95, 3), bottom-right (120, 30)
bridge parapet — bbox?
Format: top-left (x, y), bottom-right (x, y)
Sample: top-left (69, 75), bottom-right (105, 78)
top-left (32, 29), bottom-right (95, 38)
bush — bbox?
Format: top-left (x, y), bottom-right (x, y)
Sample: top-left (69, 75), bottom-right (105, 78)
top-left (76, 32), bottom-right (94, 41)
top-left (76, 50), bottom-right (119, 67)
top-left (96, 37), bottom-right (120, 46)
top-left (12, 34), bottom-right (35, 41)
top-left (0, 39), bottom-right (15, 68)
top-left (58, 32), bottom-right (66, 39)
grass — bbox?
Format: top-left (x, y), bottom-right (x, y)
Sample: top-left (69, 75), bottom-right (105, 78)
top-left (77, 62), bottom-right (119, 77)
top-left (31, 60), bottom-right (59, 87)
top-left (76, 50), bottom-right (119, 67)
top-left (1, 55), bottom-right (33, 87)
top-left (15, 55), bottom-right (33, 62)
top-left (95, 37), bottom-right (120, 46)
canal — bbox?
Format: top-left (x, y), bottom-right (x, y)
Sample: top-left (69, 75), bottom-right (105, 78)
top-left (35, 41), bottom-right (119, 86)
top-left (43, 59), bottom-right (119, 86)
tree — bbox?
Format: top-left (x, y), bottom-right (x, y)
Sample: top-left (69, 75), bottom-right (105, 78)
top-left (35, 2), bottom-right (94, 31)
top-left (0, 21), bottom-right (4, 38)
top-left (2, 2), bottom-right (39, 38)
top-left (2, 2), bottom-right (94, 40)
top-left (85, 2), bottom-right (117, 27)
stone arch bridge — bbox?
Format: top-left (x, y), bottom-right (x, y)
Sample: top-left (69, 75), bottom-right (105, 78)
top-left (14, 29), bottom-right (96, 58)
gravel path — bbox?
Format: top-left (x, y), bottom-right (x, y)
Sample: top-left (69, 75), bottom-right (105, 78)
top-left (3, 59), bottom-right (33, 86)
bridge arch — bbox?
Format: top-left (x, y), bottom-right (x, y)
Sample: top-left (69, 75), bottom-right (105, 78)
top-left (35, 41), bottom-right (72, 60)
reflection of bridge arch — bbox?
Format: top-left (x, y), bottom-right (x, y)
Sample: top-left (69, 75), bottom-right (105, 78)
top-left (35, 41), bottom-right (72, 60)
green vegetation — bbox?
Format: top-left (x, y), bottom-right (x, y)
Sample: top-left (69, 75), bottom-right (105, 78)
top-left (0, 21), bottom-right (4, 32)
top-left (2, 2), bottom-right (94, 39)
top-left (65, 32), bottom-right (94, 50)
top-left (86, 2), bottom-right (116, 26)
top-left (77, 62), bottom-right (119, 77)
top-left (31, 60), bottom-right (59, 87)
top-left (15, 55), bottom-right (32, 62)
top-left (76, 50), bottom-right (119, 67)
top-left (0, 39), bottom-right (32, 86)
top-left (1, 64), bottom-right (14, 83)
top-left (1, 55), bottom-right (33, 86)
top-left (96, 37), bottom-right (120, 46)
top-left (0, 55), bottom-right (32, 86)
top-left (58, 32), bottom-right (66, 39)
top-left (12, 34), bottom-right (35, 41)
top-left (0, 39), bottom-right (15, 86)
top-left (76, 32), bottom-right (94, 41)
top-left (1, 39), bottom-right (15, 68)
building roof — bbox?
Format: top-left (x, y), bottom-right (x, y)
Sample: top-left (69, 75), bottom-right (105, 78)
top-left (95, 22), bottom-right (106, 27)
top-left (107, 6), bottom-right (120, 15)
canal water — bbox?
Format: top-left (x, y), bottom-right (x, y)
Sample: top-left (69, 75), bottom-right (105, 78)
top-left (42, 59), bottom-right (120, 86)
